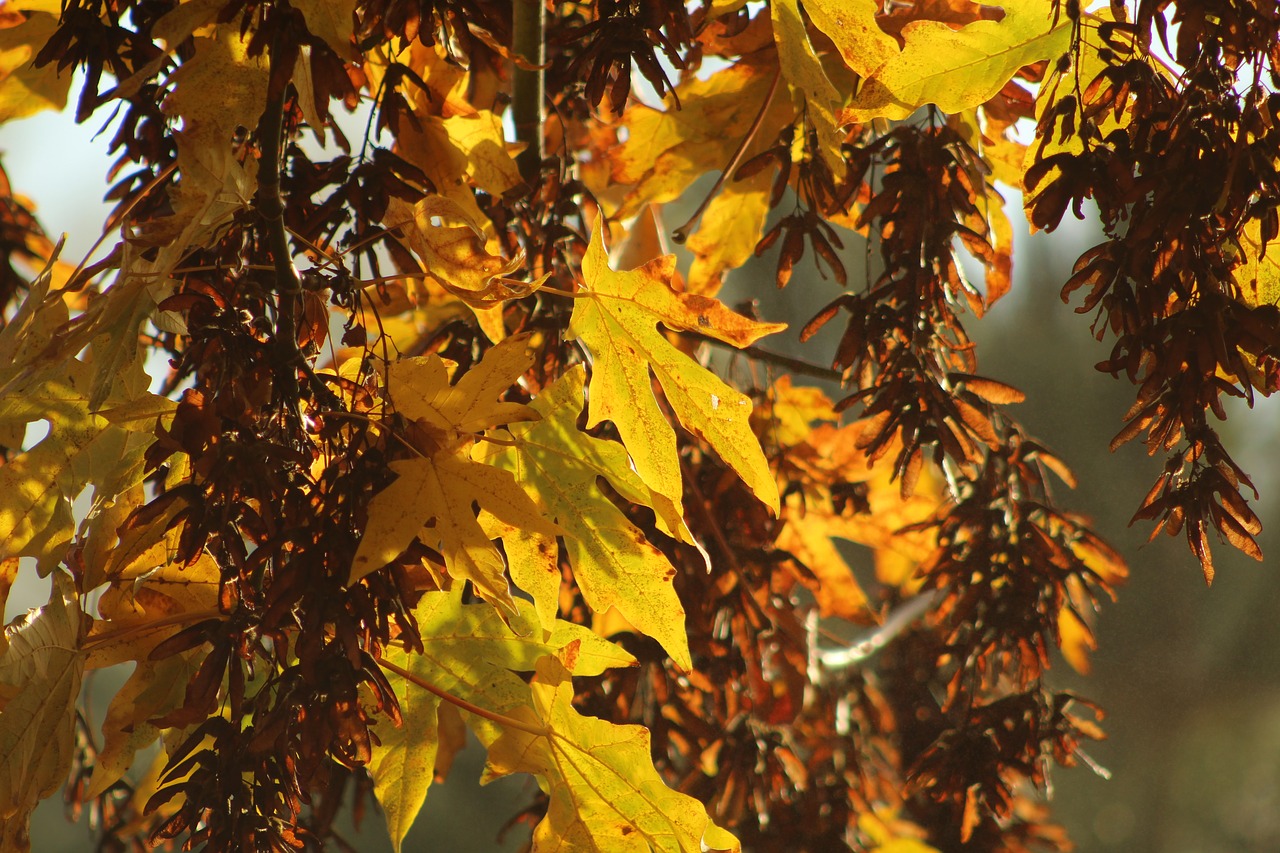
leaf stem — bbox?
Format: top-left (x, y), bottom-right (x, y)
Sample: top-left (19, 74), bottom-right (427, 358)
top-left (672, 68), bottom-right (781, 244)
top-left (682, 331), bottom-right (845, 382)
top-left (536, 284), bottom-right (584, 299)
top-left (375, 654), bottom-right (547, 737)
top-left (83, 608), bottom-right (224, 656)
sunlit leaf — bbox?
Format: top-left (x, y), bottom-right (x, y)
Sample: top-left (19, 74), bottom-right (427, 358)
top-left (350, 335), bottom-right (560, 613)
top-left (772, 0), bottom-right (847, 177)
top-left (481, 366), bottom-right (692, 669)
top-left (0, 572), bottom-right (84, 851)
top-left (0, 8), bottom-right (69, 122)
top-left (484, 656), bottom-right (739, 853)
top-left (804, 0), bottom-right (1071, 123)
top-left (370, 590), bottom-right (636, 848)
top-left (569, 219), bottom-right (785, 513)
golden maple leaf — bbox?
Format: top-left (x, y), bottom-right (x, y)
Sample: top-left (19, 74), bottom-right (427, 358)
top-left (350, 335), bottom-right (559, 616)
top-left (568, 219), bottom-right (785, 514)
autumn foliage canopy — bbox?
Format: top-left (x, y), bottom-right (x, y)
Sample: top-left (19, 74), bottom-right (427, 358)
top-left (0, 0), bottom-right (1276, 850)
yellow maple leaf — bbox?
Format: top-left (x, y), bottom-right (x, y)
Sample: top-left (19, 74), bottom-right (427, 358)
top-left (484, 656), bottom-right (739, 853)
top-left (568, 219), bottom-right (785, 513)
top-left (481, 366), bottom-right (693, 669)
top-left (86, 552), bottom-right (221, 670)
top-left (1237, 218), bottom-right (1280, 308)
top-left (370, 590), bottom-right (635, 851)
top-left (770, 381), bottom-right (945, 600)
top-left (610, 63), bottom-right (794, 218)
top-left (86, 654), bottom-right (201, 799)
top-left (0, 7), bottom-right (70, 122)
top-left (801, 0), bottom-right (1070, 124)
top-left (755, 374), bottom-right (838, 448)
top-left (0, 572), bottom-right (84, 852)
top-left (349, 335), bottom-right (560, 615)
top-left (772, 0), bottom-right (848, 178)
top-left (293, 0), bottom-right (358, 61)
top-left (0, 353), bottom-right (159, 575)
top-left (387, 195), bottom-right (547, 313)
top-left (685, 168), bottom-right (774, 296)
top-left (398, 110), bottom-right (524, 201)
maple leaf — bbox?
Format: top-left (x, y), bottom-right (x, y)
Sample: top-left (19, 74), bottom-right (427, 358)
top-left (772, 0), bottom-right (847, 178)
top-left (800, 0), bottom-right (1070, 124)
top-left (605, 52), bottom-right (853, 295)
top-left (86, 654), bottom-right (202, 799)
top-left (397, 110), bottom-right (524, 209)
top-left (370, 590), bottom-right (635, 851)
top-left (0, 5), bottom-right (69, 122)
top-left (0, 352), bottom-right (158, 574)
top-left (349, 334), bottom-right (561, 614)
top-left (769, 383), bottom-right (944, 617)
top-left (484, 656), bottom-right (740, 853)
top-left (0, 257), bottom-right (161, 473)
top-left (142, 17), bottom-right (262, 277)
top-left (294, 0), bottom-right (359, 61)
top-left (480, 366), bottom-right (692, 669)
top-left (365, 38), bottom-right (473, 121)
top-left (0, 572), bottom-right (84, 852)
top-left (1236, 218), bottom-right (1280, 309)
top-left (610, 62), bottom-right (794, 217)
top-left (568, 219), bottom-right (785, 513)
top-left (85, 551), bottom-right (221, 669)
top-left (686, 169), bottom-right (774, 296)
top-left (387, 195), bottom-right (548, 317)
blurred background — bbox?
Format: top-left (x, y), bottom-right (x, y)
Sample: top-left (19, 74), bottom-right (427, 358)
top-left (3, 76), bottom-right (1279, 853)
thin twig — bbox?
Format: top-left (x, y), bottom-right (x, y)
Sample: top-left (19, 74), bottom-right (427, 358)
top-left (815, 590), bottom-right (942, 675)
top-left (672, 68), bottom-right (782, 244)
top-left (682, 330), bottom-right (845, 383)
top-left (376, 654), bottom-right (548, 736)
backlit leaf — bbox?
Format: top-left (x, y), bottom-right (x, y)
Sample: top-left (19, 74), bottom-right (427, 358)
top-left (772, 0), bottom-right (847, 178)
top-left (484, 656), bottom-right (739, 853)
top-left (387, 195), bottom-right (548, 312)
top-left (568, 219), bottom-right (785, 513)
top-left (350, 335), bottom-right (560, 614)
top-left (0, 572), bottom-right (84, 851)
top-left (610, 63), bottom-right (794, 218)
top-left (804, 0), bottom-right (1071, 124)
top-left (370, 590), bottom-right (636, 848)
top-left (481, 366), bottom-right (692, 669)
top-left (0, 8), bottom-right (69, 122)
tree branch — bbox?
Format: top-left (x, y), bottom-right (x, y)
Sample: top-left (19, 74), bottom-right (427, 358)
top-left (257, 23), bottom-right (303, 410)
top-left (672, 68), bottom-right (781, 244)
top-left (683, 330), bottom-right (846, 383)
top-left (512, 0), bottom-right (546, 186)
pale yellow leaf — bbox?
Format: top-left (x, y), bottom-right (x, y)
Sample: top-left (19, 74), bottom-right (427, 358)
top-left (0, 11), bottom-right (70, 122)
top-left (0, 572), bottom-right (84, 851)
top-left (294, 0), bottom-right (358, 60)
top-left (772, 0), bottom-right (847, 177)
top-left (569, 219), bottom-right (785, 513)
top-left (482, 367), bottom-right (693, 668)
top-left (484, 657), bottom-right (737, 853)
